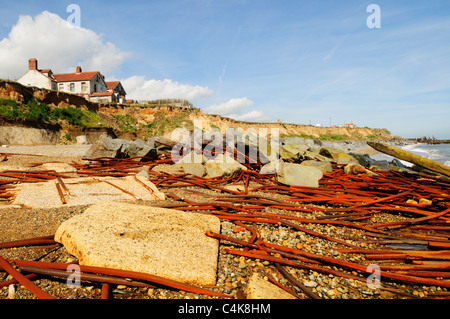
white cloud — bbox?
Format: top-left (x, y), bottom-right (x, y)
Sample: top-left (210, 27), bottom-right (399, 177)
top-left (205, 97), bottom-right (271, 122)
top-left (205, 97), bottom-right (254, 115)
top-left (121, 75), bottom-right (214, 101)
top-left (0, 11), bottom-right (131, 79)
top-left (230, 110), bottom-right (271, 122)
top-left (0, 11), bottom-right (214, 103)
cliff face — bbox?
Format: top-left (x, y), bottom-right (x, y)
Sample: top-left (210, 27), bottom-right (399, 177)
top-left (99, 104), bottom-right (392, 140)
top-left (0, 80), bottom-right (393, 145)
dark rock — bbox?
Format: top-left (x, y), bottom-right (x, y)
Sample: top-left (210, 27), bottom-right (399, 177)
top-left (349, 153), bottom-right (374, 167)
top-left (86, 136), bottom-right (157, 161)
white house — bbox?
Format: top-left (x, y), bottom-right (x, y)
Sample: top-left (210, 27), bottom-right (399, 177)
top-left (17, 58), bottom-right (58, 91)
top-left (90, 80), bottom-right (127, 103)
top-left (17, 58), bottom-right (126, 103)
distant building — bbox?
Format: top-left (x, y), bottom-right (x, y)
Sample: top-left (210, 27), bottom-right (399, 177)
top-left (337, 123), bottom-right (356, 128)
top-left (90, 80), bottom-right (127, 103)
top-left (17, 58), bottom-right (126, 103)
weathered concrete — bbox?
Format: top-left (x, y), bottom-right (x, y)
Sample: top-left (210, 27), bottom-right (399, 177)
top-left (279, 137), bottom-right (309, 163)
top-left (244, 272), bottom-right (297, 299)
top-left (300, 160), bottom-right (332, 173)
top-left (204, 154), bottom-right (247, 178)
top-left (10, 175), bottom-right (165, 209)
top-left (54, 201), bottom-right (221, 285)
top-left (276, 161), bottom-right (323, 187)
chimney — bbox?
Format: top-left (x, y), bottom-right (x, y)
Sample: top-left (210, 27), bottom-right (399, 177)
top-left (28, 58), bottom-right (38, 70)
top-left (76, 66), bottom-right (82, 73)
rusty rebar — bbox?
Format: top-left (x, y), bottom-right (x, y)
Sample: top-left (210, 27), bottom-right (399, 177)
top-left (0, 235), bottom-right (56, 249)
top-left (0, 256), bottom-right (55, 299)
top-left (93, 177), bottom-right (142, 201)
top-left (11, 259), bottom-right (232, 298)
top-left (274, 263), bottom-right (321, 299)
top-left (18, 265), bottom-right (157, 289)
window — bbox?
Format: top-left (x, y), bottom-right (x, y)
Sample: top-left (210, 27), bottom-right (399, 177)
top-left (58, 83), bottom-right (64, 91)
top-left (94, 84), bottom-right (97, 92)
top-left (70, 83), bottom-right (75, 92)
top-left (81, 82), bottom-right (87, 92)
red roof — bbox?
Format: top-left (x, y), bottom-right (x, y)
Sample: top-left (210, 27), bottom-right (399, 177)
top-left (52, 71), bottom-right (99, 82)
top-left (37, 69), bottom-right (57, 82)
top-left (106, 81), bottom-right (120, 90)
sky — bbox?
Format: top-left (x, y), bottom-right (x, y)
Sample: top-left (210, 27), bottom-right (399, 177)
top-left (0, 0), bottom-right (449, 139)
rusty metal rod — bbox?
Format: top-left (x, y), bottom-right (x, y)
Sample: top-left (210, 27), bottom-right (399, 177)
top-left (274, 263), bottom-right (321, 299)
top-left (0, 273), bottom-right (39, 288)
top-left (18, 265), bottom-right (157, 288)
top-left (55, 181), bottom-right (66, 205)
top-left (0, 235), bottom-right (56, 249)
top-left (0, 256), bottom-right (55, 299)
top-left (94, 178), bottom-right (142, 201)
top-left (11, 259), bottom-right (232, 298)
top-left (101, 283), bottom-right (110, 299)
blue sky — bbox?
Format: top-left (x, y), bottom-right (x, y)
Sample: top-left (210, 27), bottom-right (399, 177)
top-left (0, 0), bottom-right (449, 138)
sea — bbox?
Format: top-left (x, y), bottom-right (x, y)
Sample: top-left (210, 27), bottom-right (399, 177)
top-left (371, 142), bottom-right (450, 167)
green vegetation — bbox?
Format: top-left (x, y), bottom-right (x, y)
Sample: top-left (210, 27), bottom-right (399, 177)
top-left (112, 114), bottom-right (138, 132)
top-left (63, 133), bottom-right (72, 141)
top-left (0, 98), bottom-right (51, 122)
top-left (318, 134), bottom-right (348, 141)
top-left (0, 98), bottom-right (104, 128)
top-left (144, 110), bottom-right (194, 137)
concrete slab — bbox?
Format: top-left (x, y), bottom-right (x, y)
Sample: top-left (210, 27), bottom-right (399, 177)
top-left (54, 201), bottom-right (221, 286)
top-left (10, 175), bottom-right (165, 209)
top-left (244, 272), bottom-right (297, 299)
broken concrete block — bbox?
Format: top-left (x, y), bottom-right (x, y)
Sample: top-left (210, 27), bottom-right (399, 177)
top-left (276, 162), bottom-right (323, 187)
top-left (54, 201), bottom-right (221, 286)
top-left (300, 160), bottom-right (332, 173)
top-left (344, 163), bottom-right (378, 176)
top-left (336, 152), bottom-right (358, 165)
top-left (10, 175), bottom-right (165, 209)
top-left (39, 162), bottom-right (77, 173)
top-left (244, 272), bottom-right (297, 299)
top-left (76, 135), bottom-right (88, 144)
top-left (204, 154), bottom-right (247, 178)
top-left (279, 137), bottom-right (309, 163)
top-left (174, 152), bottom-right (207, 177)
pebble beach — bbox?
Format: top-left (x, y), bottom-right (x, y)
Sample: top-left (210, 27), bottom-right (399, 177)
top-left (0, 141), bottom-right (449, 302)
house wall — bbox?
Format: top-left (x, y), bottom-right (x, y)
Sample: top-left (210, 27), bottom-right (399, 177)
top-left (91, 74), bottom-right (107, 93)
top-left (17, 70), bottom-right (53, 90)
top-left (89, 95), bottom-right (113, 103)
top-left (58, 81), bottom-right (91, 95)
top-left (57, 77), bottom-right (107, 95)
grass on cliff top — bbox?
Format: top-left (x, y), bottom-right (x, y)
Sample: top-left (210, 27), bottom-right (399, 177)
top-left (143, 110), bottom-right (194, 137)
top-left (0, 98), bottom-right (105, 128)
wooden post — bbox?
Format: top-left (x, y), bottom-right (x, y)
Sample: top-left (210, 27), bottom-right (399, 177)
top-left (367, 141), bottom-right (450, 177)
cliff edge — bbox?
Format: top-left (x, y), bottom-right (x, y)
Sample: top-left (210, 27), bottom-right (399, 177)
top-left (0, 80), bottom-right (393, 145)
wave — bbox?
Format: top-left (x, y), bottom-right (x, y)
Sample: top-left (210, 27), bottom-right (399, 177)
top-left (400, 143), bottom-right (450, 165)
top-left (370, 142), bottom-right (450, 166)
